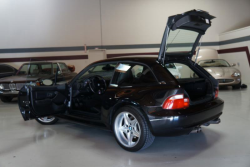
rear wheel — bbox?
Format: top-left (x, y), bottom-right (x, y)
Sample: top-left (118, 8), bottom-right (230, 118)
top-left (113, 106), bottom-right (155, 152)
top-left (233, 82), bottom-right (241, 89)
top-left (35, 116), bottom-right (59, 125)
top-left (1, 96), bottom-right (13, 102)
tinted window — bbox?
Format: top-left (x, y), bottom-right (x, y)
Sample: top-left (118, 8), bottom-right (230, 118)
top-left (30, 65), bottom-right (39, 74)
top-left (18, 63), bottom-right (54, 75)
top-left (0, 65), bottom-right (14, 73)
top-left (166, 29), bottom-right (199, 53)
top-left (198, 59), bottom-right (230, 67)
top-left (78, 63), bottom-right (117, 81)
top-left (41, 64), bottom-right (53, 74)
top-left (18, 64), bottom-right (29, 75)
top-left (111, 63), bottom-right (158, 86)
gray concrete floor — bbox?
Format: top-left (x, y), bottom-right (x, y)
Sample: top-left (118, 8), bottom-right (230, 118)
top-left (0, 87), bottom-right (250, 167)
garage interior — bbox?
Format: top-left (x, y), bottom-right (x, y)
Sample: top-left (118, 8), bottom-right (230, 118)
top-left (0, 0), bottom-right (250, 167)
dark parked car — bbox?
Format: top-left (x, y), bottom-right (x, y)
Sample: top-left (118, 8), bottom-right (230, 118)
top-left (0, 62), bottom-right (77, 102)
top-left (18, 10), bottom-right (224, 152)
top-left (0, 64), bottom-right (17, 79)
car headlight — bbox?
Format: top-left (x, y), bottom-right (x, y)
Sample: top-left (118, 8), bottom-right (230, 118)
top-left (232, 72), bottom-right (240, 77)
top-left (0, 84), bottom-right (3, 90)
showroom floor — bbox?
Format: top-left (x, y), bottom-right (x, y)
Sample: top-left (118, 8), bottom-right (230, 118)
top-left (0, 87), bottom-right (250, 167)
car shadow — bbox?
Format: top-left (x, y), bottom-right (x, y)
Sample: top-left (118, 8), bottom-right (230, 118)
top-left (51, 120), bottom-right (222, 164)
top-left (219, 85), bottom-right (247, 92)
top-left (1, 119), bottom-right (223, 165)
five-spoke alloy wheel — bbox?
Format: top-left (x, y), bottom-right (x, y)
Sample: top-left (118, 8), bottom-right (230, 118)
top-left (114, 112), bottom-right (141, 148)
top-left (36, 116), bottom-right (59, 125)
top-left (113, 106), bottom-right (155, 152)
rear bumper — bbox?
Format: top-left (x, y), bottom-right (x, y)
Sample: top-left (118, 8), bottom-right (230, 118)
top-left (147, 98), bottom-right (224, 136)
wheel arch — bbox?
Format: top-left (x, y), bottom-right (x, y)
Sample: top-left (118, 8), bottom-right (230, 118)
top-left (108, 100), bottom-right (153, 133)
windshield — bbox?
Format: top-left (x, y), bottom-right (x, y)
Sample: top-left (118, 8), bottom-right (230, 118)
top-left (165, 63), bottom-right (176, 69)
top-left (198, 59), bottom-right (230, 67)
top-left (166, 29), bottom-right (199, 53)
top-left (17, 63), bottom-right (55, 75)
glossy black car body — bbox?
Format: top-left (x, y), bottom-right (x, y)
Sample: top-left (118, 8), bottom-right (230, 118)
top-left (18, 57), bottom-right (224, 135)
top-left (17, 10), bottom-right (224, 151)
top-left (0, 64), bottom-right (17, 79)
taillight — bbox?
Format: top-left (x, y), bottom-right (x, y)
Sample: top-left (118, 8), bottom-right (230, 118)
top-left (215, 87), bottom-right (219, 98)
top-left (162, 94), bottom-right (189, 110)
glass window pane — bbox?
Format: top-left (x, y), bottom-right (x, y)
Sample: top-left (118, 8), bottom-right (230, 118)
top-left (78, 64), bottom-right (117, 83)
top-left (111, 63), bottom-right (158, 86)
top-left (41, 64), bottom-right (52, 74)
top-left (166, 29), bottom-right (199, 53)
top-left (59, 63), bottom-right (70, 73)
top-left (29, 65), bottom-right (39, 74)
top-left (198, 59), bottom-right (230, 67)
top-left (165, 63), bottom-right (199, 79)
top-left (18, 65), bottom-right (29, 75)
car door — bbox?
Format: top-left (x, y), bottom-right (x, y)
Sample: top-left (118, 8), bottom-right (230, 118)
top-left (69, 63), bottom-right (117, 121)
top-left (158, 10), bottom-right (215, 63)
top-left (18, 81), bottom-right (69, 121)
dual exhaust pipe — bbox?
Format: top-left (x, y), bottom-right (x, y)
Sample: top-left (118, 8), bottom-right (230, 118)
top-left (190, 118), bottom-right (221, 134)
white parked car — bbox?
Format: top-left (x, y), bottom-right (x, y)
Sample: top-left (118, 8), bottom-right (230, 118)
top-left (165, 63), bottom-right (182, 79)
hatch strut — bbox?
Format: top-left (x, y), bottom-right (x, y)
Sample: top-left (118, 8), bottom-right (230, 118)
top-left (194, 36), bottom-right (203, 65)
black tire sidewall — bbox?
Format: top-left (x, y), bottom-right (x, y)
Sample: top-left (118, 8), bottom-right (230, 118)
top-left (233, 82), bottom-right (241, 89)
top-left (112, 106), bottom-right (148, 152)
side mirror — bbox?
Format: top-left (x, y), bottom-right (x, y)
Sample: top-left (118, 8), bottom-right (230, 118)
top-left (42, 79), bottom-right (53, 86)
top-left (176, 66), bottom-right (182, 70)
top-left (231, 63), bottom-right (236, 67)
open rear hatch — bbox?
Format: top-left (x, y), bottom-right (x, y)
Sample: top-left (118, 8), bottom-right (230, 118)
top-left (158, 9), bottom-right (215, 63)
top-left (159, 10), bottom-right (217, 105)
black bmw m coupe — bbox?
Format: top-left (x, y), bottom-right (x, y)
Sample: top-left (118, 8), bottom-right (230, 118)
top-left (18, 10), bottom-right (224, 152)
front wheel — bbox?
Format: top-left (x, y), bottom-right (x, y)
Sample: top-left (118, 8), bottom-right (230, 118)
top-left (233, 82), bottom-right (241, 89)
top-left (113, 106), bottom-right (155, 152)
top-left (35, 116), bottom-right (59, 125)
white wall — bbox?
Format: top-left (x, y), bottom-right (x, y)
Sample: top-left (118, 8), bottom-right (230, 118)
top-left (0, 0), bottom-right (250, 71)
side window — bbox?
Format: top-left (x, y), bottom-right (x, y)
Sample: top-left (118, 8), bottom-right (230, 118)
top-left (29, 65), bottom-right (39, 74)
top-left (165, 63), bottom-right (199, 79)
top-left (59, 63), bottom-right (70, 73)
top-left (78, 63), bottom-right (117, 82)
top-left (53, 63), bottom-right (58, 74)
top-left (0, 65), bottom-right (14, 73)
top-left (111, 63), bottom-right (158, 87)
top-left (19, 64), bottom-right (29, 75)
top-left (41, 64), bottom-right (52, 74)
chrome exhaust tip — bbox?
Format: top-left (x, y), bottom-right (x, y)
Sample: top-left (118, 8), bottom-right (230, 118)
top-left (191, 127), bottom-right (202, 133)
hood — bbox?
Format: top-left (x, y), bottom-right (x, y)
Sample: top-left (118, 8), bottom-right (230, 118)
top-left (204, 67), bottom-right (240, 77)
top-left (0, 75), bottom-right (45, 83)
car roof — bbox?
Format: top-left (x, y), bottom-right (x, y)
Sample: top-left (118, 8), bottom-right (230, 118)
top-left (93, 57), bottom-right (158, 66)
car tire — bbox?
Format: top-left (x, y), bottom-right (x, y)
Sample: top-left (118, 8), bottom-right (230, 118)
top-left (113, 106), bottom-right (155, 152)
top-left (0, 96), bottom-right (13, 102)
top-left (35, 117), bottom-right (59, 125)
top-left (233, 82), bottom-right (241, 89)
